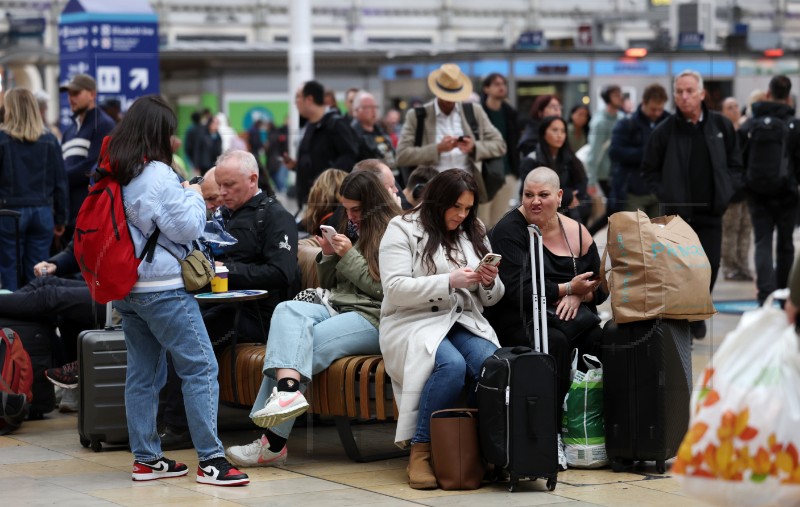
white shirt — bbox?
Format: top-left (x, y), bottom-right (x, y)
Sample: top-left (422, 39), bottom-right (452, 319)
top-left (434, 101), bottom-right (468, 172)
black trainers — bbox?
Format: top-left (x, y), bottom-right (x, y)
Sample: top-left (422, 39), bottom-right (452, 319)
top-left (132, 457), bottom-right (189, 481)
top-left (45, 360), bottom-right (79, 389)
top-left (196, 457), bottom-right (249, 486)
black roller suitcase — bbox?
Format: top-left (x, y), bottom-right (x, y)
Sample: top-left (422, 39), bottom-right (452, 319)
top-left (78, 302), bottom-right (128, 451)
top-left (478, 224), bottom-right (559, 492)
top-left (602, 318), bottom-right (692, 474)
top-left (0, 209), bottom-right (56, 418)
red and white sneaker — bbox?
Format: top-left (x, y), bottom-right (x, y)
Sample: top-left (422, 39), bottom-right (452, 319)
top-left (226, 434), bottom-right (288, 468)
top-left (196, 457), bottom-right (249, 486)
top-left (132, 457), bottom-right (189, 481)
top-left (251, 387), bottom-right (309, 428)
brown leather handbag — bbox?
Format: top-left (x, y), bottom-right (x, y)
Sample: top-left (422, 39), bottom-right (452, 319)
top-left (430, 408), bottom-right (485, 490)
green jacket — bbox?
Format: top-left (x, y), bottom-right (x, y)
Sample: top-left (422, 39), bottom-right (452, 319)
top-left (317, 246), bottom-right (383, 328)
top-left (586, 109), bottom-right (620, 185)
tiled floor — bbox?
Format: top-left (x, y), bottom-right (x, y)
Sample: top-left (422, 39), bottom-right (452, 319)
top-left (0, 229), bottom-right (758, 506)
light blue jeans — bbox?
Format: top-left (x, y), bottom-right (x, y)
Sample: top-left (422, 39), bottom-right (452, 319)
top-left (412, 324), bottom-right (498, 444)
top-left (249, 301), bottom-right (380, 439)
top-left (115, 289), bottom-right (225, 462)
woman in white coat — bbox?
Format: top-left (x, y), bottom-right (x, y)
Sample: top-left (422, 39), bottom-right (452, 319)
top-left (379, 168), bottom-right (505, 489)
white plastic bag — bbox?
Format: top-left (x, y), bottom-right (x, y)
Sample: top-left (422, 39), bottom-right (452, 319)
top-left (562, 352), bottom-right (608, 468)
top-left (675, 294), bottom-right (800, 506)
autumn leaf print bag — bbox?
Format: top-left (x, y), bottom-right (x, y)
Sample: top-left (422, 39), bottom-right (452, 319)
top-left (674, 291), bottom-right (800, 506)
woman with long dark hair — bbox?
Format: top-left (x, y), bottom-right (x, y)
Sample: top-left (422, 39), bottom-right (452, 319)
top-left (379, 168), bottom-right (504, 489)
top-left (225, 170), bottom-right (402, 468)
top-left (567, 104), bottom-right (591, 151)
top-left (108, 95), bottom-right (249, 486)
top-left (520, 115), bottom-right (590, 224)
top-left (0, 88), bottom-right (67, 290)
top-left (518, 94), bottom-right (563, 158)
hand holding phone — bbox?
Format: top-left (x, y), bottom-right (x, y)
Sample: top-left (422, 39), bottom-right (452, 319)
top-left (319, 225), bottom-right (337, 243)
top-left (476, 253), bottom-right (502, 271)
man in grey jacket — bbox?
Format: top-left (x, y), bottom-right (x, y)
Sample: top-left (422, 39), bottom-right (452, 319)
top-left (396, 63), bottom-right (506, 210)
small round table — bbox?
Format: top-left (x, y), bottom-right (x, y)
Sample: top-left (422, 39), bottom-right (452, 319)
top-left (195, 289), bottom-right (270, 405)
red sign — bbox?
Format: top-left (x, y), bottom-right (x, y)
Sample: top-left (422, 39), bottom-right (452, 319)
top-left (578, 24), bottom-right (592, 47)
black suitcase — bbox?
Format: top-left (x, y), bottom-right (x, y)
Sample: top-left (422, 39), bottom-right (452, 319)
top-left (78, 303), bottom-right (128, 452)
top-left (478, 223), bottom-right (559, 492)
top-left (0, 210), bottom-right (56, 418)
top-left (602, 318), bottom-right (692, 474)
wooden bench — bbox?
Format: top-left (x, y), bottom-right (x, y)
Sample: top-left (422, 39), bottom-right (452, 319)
top-left (219, 343), bottom-right (406, 462)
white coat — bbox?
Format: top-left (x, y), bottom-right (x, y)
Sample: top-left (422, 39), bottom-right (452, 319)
top-left (378, 212), bottom-right (504, 447)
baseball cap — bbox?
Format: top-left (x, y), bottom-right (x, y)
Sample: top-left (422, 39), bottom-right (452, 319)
top-left (59, 74), bottom-right (96, 93)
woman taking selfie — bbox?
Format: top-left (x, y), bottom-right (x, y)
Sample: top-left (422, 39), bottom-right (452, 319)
top-left (379, 168), bottom-right (504, 489)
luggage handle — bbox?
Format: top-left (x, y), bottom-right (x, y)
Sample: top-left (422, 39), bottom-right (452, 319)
top-left (105, 301), bottom-right (114, 330)
top-left (431, 408), bottom-right (478, 419)
top-left (525, 396), bottom-right (539, 438)
top-left (528, 224), bottom-right (548, 354)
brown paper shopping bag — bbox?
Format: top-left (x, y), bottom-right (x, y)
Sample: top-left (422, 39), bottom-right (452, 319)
top-left (601, 210), bottom-right (716, 323)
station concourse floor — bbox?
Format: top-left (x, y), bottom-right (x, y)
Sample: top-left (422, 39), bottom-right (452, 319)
top-left (0, 196), bottom-right (766, 506)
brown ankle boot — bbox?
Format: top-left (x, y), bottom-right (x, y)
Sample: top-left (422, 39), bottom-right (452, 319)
top-left (407, 442), bottom-right (437, 489)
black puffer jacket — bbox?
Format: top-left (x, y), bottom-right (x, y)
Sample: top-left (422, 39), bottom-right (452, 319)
top-left (641, 103), bottom-right (743, 218)
top-left (609, 105), bottom-right (670, 197)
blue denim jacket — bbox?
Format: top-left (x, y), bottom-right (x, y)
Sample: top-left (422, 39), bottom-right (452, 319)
top-left (0, 131), bottom-right (69, 224)
top-left (122, 161), bottom-right (206, 293)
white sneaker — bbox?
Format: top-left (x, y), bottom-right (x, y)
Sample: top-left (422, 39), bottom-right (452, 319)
top-left (59, 386), bottom-right (79, 413)
top-left (226, 434), bottom-right (288, 468)
top-left (557, 434), bottom-right (568, 471)
top-left (250, 387), bottom-right (309, 428)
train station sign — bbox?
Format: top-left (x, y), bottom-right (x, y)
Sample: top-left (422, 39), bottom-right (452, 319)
top-left (58, 0), bottom-right (159, 132)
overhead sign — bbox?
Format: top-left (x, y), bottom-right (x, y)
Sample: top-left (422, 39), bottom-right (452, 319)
top-left (58, 0), bottom-right (159, 132)
top-left (678, 32), bottom-right (705, 50)
top-left (517, 31), bottom-right (545, 50)
top-left (577, 25), bottom-right (593, 47)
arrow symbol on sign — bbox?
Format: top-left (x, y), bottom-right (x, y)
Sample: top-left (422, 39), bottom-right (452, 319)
top-left (129, 68), bottom-right (148, 91)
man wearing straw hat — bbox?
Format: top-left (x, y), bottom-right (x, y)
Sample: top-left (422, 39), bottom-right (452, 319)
top-left (396, 63), bottom-right (506, 208)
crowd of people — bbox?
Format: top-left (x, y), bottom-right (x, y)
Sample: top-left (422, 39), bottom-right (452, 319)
top-left (0, 62), bottom-right (796, 489)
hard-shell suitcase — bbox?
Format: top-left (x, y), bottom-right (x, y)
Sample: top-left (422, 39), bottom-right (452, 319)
top-left (0, 210), bottom-right (56, 418)
top-left (602, 318), bottom-right (692, 473)
top-left (78, 302), bottom-right (128, 452)
top-left (477, 224), bottom-right (559, 492)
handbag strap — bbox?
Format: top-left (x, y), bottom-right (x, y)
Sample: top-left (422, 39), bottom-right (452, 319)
top-left (431, 408), bottom-right (478, 418)
top-left (557, 215), bottom-right (577, 276)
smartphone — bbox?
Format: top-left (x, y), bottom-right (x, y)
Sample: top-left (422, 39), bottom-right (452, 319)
top-left (476, 253), bottom-right (502, 270)
top-left (319, 225), bottom-right (337, 242)
top-left (457, 135), bottom-right (469, 143)
top-left (189, 176), bottom-right (204, 185)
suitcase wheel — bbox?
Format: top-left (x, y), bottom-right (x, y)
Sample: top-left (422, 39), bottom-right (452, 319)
top-left (656, 461), bottom-right (666, 474)
top-left (508, 475), bottom-right (519, 492)
top-left (611, 459), bottom-right (634, 473)
top-left (546, 477), bottom-right (557, 491)
top-left (79, 436), bottom-right (90, 448)
top-left (90, 438), bottom-right (103, 452)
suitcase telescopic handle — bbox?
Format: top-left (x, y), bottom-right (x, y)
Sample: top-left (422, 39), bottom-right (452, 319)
top-left (528, 224), bottom-right (549, 354)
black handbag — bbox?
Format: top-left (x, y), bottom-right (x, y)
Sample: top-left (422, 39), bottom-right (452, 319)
top-left (546, 304), bottom-right (600, 338)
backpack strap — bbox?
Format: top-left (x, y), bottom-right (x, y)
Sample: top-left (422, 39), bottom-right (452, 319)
top-left (462, 103), bottom-right (481, 141)
top-left (413, 106), bottom-right (427, 147)
top-left (139, 228), bottom-right (161, 263)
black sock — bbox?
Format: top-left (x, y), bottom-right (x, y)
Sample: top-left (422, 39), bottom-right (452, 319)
top-left (265, 430), bottom-right (287, 450)
top-left (277, 377), bottom-right (300, 392)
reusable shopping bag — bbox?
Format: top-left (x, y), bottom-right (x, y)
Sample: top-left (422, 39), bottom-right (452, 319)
top-left (601, 210), bottom-right (716, 323)
top-left (562, 352), bottom-right (608, 468)
top-left (674, 292), bottom-right (800, 506)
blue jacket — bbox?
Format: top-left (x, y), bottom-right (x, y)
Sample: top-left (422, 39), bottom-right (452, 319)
top-left (61, 107), bottom-right (115, 225)
top-left (0, 131), bottom-right (69, 225)
top-left (122, 161), bottom-right (206, 293)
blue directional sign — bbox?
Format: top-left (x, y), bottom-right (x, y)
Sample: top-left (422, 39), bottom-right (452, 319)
top-left (58, 0), bottom-right (159, 132)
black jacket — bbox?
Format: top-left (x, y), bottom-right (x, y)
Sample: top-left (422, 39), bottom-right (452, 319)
top-left (351, 120), bottom-right (396, 165)
top-left (738, 101), bottom-right (800, 198)
top-left (296, 110), bottom-right (360, 207)
top-left (482, 99), bottom-right (521, 178)
top-left (609, 105), bottom-right (670, 197)
top-left (642, 103), bottom-right (743, 218)
top-left (194, 128), bottom-right (222, 175)
top-left (217, 192), bottom-right (300, 314)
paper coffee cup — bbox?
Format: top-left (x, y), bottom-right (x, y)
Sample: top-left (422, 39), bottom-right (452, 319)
top-left (211, 265), bottom-right (229, 293)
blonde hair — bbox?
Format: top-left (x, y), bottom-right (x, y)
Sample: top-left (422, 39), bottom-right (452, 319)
top-left (305, 168), bottom-right (348, 233)
top-left (2, 88), bottom-right (44, 142)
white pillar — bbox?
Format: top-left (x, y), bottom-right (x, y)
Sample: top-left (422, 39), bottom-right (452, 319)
top-left (288, 0), bottom-right (314, 157)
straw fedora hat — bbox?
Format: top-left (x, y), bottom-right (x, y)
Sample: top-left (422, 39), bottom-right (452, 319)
top-left (427, 63), bottom-right (473, 102)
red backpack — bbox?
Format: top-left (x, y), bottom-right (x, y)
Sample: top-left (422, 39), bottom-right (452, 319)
top-left (0, 328), bottom-right (33, 434)
top-left (74, 137), bottom-right (159, 303)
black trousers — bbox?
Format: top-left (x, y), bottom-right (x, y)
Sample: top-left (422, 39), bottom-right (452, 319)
top-left (683, 211), bottom-right (723, 293)
top-left (747, 193), bottom-right (799, 303)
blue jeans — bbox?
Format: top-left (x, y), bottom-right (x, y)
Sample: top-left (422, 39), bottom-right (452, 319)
top-left (0, 205), bottom-right (54, 290)
top-left (249, 301), bottom-right (380, 439)
top-left (115, 289), bottom-right (224, 462)
top-left (412, 324), bottom-right (498, 444)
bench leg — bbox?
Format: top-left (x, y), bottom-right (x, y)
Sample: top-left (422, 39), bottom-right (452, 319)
top-left (334, 417), bottom-right (409, 463)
